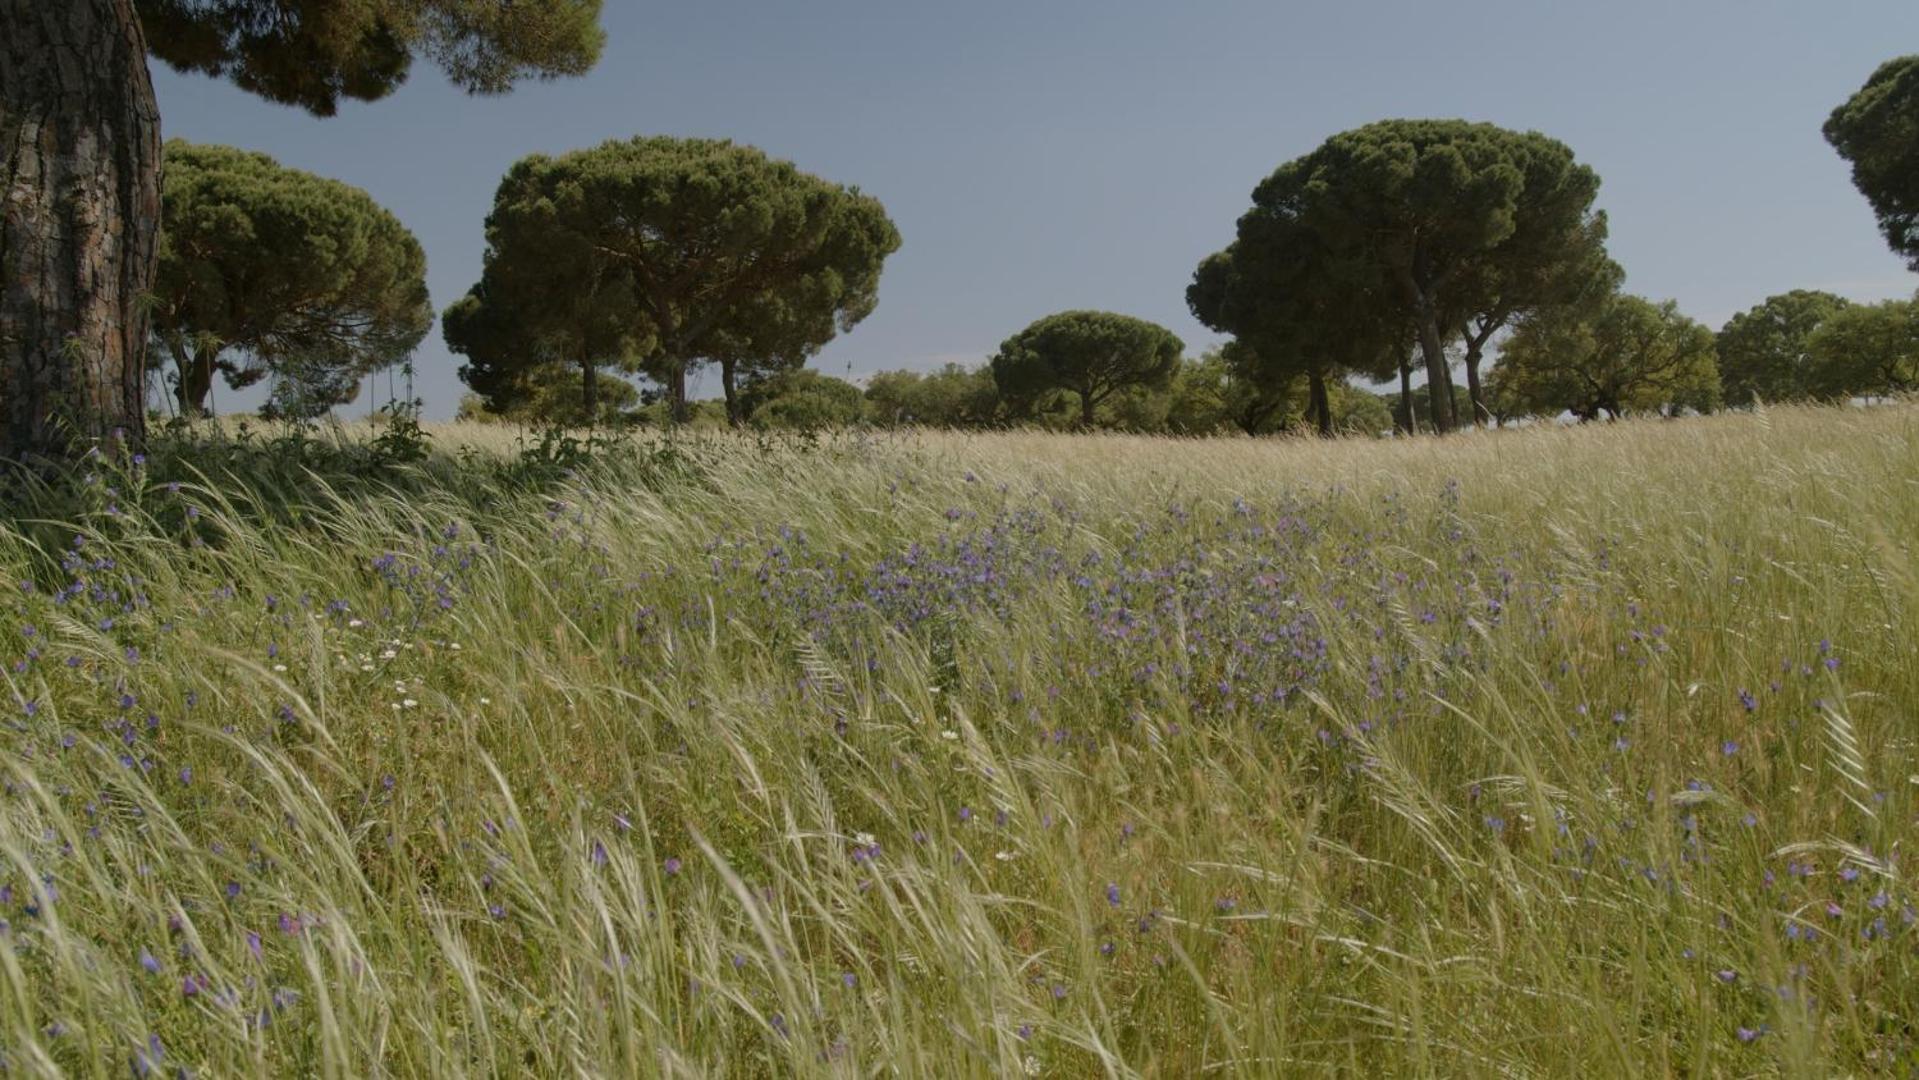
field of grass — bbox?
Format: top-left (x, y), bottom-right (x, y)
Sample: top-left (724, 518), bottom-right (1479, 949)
top-left (0, 405), bottom-right (1915, 1076)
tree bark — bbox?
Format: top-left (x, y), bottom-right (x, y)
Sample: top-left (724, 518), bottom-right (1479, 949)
top-left (580, 355), bottom-right (598, 423)
top-left (1404, 283), bottom-right (1458, 435)
top-left (1463, 345), bottom-right (1486, 428)
top-left (1459, 316), bottom-right (1504, 428)
top-left (174, 341), bottom-right (217, 417)
top-left (1396, 355), bottom-right (1416, 435)
top-left (1408, 303), bottom-right (1455, 433)
top-left (1308, 365), bottom-right (1332, 437)
top-left (668, 362), bottom-right (688, 424)
top-left (720, 356), bottom-right (743, 426)
top-left (1, 0), bottom-right (161, 466)
top-left (1079, 385), bottom-right (1097, 428)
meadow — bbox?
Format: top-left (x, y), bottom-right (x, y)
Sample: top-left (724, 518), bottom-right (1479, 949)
top-left (0, 405), bottom-right (1915, 1077)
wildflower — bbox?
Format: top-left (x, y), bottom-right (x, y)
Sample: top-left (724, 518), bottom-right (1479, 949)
top-left (663, 857), bottom-right (682, 876)
top-left (1737, 689), bottom-right (1757, 713)
top-left (139, 948), bottom-right (161, 974)
top-left (1106, 883), bottom-right (1120, 908)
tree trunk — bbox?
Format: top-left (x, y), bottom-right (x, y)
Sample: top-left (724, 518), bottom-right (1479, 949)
top-left (580, 355), bottom-right (598, 423)
top-left (668, 363), bottom-right (688, 424)
top-left (720, 356), bottom-right (744, 426)
top-left (1463, 345), bottom-right (1487, 428)
top-left (1308, 365), bottom-right (1332, 437)
top-left (1411, 307), bottom-right (1455, 433)
top-left (175, 341), bottom-right (217, 417)
top-left (1397, 355), bottom-right (1416, 435)
top-left (1079, 386), bottom-right (1097, 428)
top-left (1, 0), bottom-right (161, 466)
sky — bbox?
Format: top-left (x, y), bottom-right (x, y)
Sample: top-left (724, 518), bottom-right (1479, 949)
top-left (152, 0), bottom-right (1919, 419)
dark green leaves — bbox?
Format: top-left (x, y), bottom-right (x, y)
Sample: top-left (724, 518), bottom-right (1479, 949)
top-left (152, 140), bottom-right (431, 416)
top-left (990, 311), bottom-right (1183, 426)
top-left (1825, 56), bottom-right (1919, 270)
top-left (139, 0), bottom-right (605, 115)
top-left (1496, 296), bottom-right (1719, 421)
top-left (1716, 291), bottom-right (1855, 406)
top-left (447, 136), bottom-right (900, 422)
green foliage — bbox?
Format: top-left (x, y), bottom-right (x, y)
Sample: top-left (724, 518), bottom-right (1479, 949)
top-left (451, 362), bottom-right (640, 427)
top-left (1188, 235), bottom-right (1399, 436)
top-left (1326, 381), bottom-right (1394, 435)
top-left (863, 364), bottom-right (1002, 428)
top-left (1825, 56), bottom-right (1919, 269)
top-left (151, 140), bottom-right (431, 417)
top-left (1806, 296), bottom-right (1919, 399)
top-left (1717, 291), bottom-right (1856, 406)
top-left (990, 310), bottom-right (1183, 426)
top-left (744, 369), bottom-right (867, 430)
top-left (138, 0), bottom-right (606, 116)
top-left (447, 136), bottom-right (901, 425)
top-left (1496, 294), bottom-right (1720, 420)
top-left (1219, 120), bottom-right (1605, 432)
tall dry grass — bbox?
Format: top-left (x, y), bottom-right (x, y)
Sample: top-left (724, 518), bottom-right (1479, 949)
top-left (0, 404), bottom-right (1914, 1076)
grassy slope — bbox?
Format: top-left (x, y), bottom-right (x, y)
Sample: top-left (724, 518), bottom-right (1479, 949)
top-left (0, 405), bottom-right (1915, 1076)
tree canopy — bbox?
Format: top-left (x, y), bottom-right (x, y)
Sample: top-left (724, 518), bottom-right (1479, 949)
top-left (138, 0), bottom-right (606, 116)
top-left (447, 137), bottom-right (900, 425)
top-left (1716, 290), bottom-right (1855, 406)
top-left (863, 365), bottom-right (1001, 428)
top-left (150, 140), bottom-right (431, 418)
top-left (1825, 56), bottom-right (1919, 270)
top-left (741, 369), bottom-right (867, 430)
top-left (1209, 119), bottom-right (1607, 432)
top-left (990, 311), bottom-right (1183, 427)
top-left (1494, 294), bottom-right (1719, 421)
top-left (1443, 143), bottom-right (1617, 425)
top-left (1188, 232), bottom-right (1400, 437)
top-left (1805, 297), bottom-right (1919, 400)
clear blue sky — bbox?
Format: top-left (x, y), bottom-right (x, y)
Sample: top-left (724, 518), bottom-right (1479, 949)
top-left (153, 0), bottom-right (1919, 419)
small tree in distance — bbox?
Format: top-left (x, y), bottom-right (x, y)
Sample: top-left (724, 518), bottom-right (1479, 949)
top-left (1716, 291), bottom-right (1855, 406)
top-left (1806, 297), bottom-right (1919, 400)
top-left (990, 311), bottom-right (1183, 427)
top-left (1495, 294), bottom-right (1719, 421)
top-left (151, 141), bottom-right (431, 418)
top-left (446, 137), bottom-right (900, 426)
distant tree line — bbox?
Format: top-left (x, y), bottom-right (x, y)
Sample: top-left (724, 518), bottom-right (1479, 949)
top-left (6, 7), bottom-right (1915, 463)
